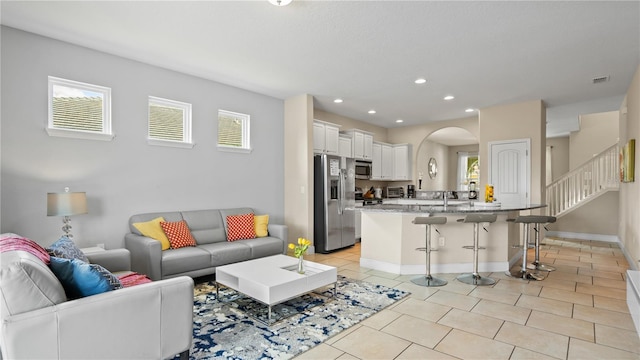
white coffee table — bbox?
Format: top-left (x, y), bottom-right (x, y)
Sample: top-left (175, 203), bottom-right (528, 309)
top-left (215, 255), bottom-right (338, 323)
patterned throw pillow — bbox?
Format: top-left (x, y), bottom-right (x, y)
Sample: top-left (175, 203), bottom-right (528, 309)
top-left (160, 220), bottom-right (197, 249)
top-left (46, 235), bottom-right (89, 263)
top-left (254, 214), bottom-right (269, 238)
top-left (227, 214), bottom-right (256, 241)
top-left (49, 257), bottom-right (123, 299)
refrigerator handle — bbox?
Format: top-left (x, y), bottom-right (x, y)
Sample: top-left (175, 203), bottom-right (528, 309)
top-left (338, 169), bottom-right (344, 215)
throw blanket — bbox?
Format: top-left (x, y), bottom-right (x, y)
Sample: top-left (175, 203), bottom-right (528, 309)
top-left (0, 233), bottom-right (50, 264)
top-left (118, 272), bottom-right (152, 287)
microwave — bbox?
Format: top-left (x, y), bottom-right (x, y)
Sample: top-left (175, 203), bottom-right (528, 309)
top-left (355, 160), bottom-right (372, 180)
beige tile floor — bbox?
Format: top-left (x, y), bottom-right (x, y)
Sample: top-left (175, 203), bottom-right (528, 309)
top-left (293, 237), bottom-right (640, 360)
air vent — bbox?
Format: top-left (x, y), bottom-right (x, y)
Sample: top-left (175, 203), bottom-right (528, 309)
top-left (592, 75), bottom-right (610, 84)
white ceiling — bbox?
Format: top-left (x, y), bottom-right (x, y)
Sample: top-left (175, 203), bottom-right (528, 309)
top-left (2, 1), bottom-right (638, 138)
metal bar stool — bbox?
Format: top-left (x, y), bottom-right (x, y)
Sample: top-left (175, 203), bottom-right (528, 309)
top-left (457, 214), bottom-right (498, 286)
top-left (526, 215), bottom-right (557, 272)
top-left (506, 215), bottom-right (545, 281)
top-left (411, 216), bottom-right (448, 287)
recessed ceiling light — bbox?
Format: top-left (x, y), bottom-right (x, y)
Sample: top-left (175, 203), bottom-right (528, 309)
top-left (368, 110), bottom-right (376, 114)
top-left (396, 119), bottom-right (404, 123)
top-left (414, 78), bottom-right (427, 84)
top-left (268, 0), bottom-right (293, 6)
top-left (465, 108), bottom-right (475, 113)
top-left (444, 95), bottom-right (455, 101)
top-left (334, 98), bottom-right (343, 103)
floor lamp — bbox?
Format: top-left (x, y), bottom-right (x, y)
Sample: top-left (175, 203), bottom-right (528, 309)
top-left (47, 187), bottom-right (87, 239)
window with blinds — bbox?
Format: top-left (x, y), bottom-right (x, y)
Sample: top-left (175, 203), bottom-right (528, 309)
top-left (148, 96), bottom-right (193, 148)
top-left (217, 110), bottom-right (251, 152)
top-left (47, 76), bottom-right (114, 141)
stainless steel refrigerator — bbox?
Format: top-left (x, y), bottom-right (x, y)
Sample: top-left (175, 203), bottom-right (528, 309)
top-left (314, 154), bottom-right (356, 253)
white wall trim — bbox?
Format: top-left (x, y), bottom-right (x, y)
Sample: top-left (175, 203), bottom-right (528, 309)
top-left (360, 257), bottom-right (509, 275)
top-left (546, 231), bottom-right (618, 242)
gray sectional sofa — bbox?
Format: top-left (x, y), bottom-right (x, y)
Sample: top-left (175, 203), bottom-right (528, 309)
top-left (125, 207), bottom-right (288, 281)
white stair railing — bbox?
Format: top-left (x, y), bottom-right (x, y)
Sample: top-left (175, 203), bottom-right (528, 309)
top-left (546, 144), bottom-right (619, 217)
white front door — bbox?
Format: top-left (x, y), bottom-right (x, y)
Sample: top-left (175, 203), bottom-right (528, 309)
top-left (489, 139), bottom-right (530, 205)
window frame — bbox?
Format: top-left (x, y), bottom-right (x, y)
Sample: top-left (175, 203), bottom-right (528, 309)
top-left (47, 76), bottom-right (114, 141)
top-left (217, 109), bottom-right (252, 153)
top-left (147, 96), bottom-right (194, 149)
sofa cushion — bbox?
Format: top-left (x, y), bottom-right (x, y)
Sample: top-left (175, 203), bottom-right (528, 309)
top-left (254, 214), bottom-right (269, 237)
top-left (160, 220), bottom-right (197, 249)
top-left (226, 214), bottom-right (256, 241)
top-left (198, 242), bottom-right (252, 267)
top-left (48, 257), bottom-right (123, 299)
top-left (46, 236), bottom-right (89, 263)
top-left (181, 209), bottom-right (226, 245)
top-left (132, 217), bottom-right (171, 250)
top-left (0, 251), bottom-right (67, 316)
top-left (237, 236), bottom-right (285, 259)
top-left (161, 247), bottom-right (212, 277)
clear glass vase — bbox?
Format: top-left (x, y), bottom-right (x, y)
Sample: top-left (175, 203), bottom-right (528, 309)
top-left (297, 255), bottom-right (305, 274)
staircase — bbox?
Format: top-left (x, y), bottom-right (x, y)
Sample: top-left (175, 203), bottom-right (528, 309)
top-left (546, 144), bottom-right (619, 217)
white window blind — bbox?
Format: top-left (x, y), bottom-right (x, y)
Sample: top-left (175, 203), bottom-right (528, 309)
top-left (218, 110), bottom-right (251, 152)
top-left (47, 76), bottom-right (113, 141)
top-left (148, 96), bottom-right (193, 148)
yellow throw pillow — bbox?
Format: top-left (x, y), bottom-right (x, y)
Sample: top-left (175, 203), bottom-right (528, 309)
top-left (254, 214), bottom-right (269, 237)
top-left (133, 217), bottom-right (171, 250)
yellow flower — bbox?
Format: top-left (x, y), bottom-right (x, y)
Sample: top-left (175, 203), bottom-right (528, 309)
top-left (291, 237), bottom-right (311, 258)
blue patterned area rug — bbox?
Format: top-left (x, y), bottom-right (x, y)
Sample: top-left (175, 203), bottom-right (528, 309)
top-left (184, 275), bottom-right (409, 359)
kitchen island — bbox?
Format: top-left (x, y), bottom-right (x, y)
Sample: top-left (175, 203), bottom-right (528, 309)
top-left (358, 202), bottom-right (546, 275)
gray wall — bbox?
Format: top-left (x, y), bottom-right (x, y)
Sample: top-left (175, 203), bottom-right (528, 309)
top-left (1, 27), bottom-right (284, 249)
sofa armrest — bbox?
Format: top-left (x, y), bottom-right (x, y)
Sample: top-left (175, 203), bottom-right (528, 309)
top-left (86, 248), bottom-right (131, 273)
top-left (268, 224), bottom-right (288, 253)
top-left (125, 234), bottom-right (163, 280)
top-left (0, 276), bottom-right (194, 360)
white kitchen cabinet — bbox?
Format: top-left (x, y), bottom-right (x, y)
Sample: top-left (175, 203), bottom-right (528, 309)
top-left (371, 143), bottom-right (382, 180)
top-left (363, 133), bottom-right (373, 160)
top-left (341, 129), bottom-right (373, 160)
top-left (339, 135), bottom-right (352, 158)
top-left (381, 144), bottom-right (394, 180)
top-left (372, 142), bottom-right (394, 180)
top-left (313, 120), bottom-right (340, 155)
top-left (393, 144), bottom-right (412, 180)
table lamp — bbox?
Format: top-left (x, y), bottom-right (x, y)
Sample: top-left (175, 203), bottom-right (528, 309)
top-left (47, 187), bottom-right (87, 239)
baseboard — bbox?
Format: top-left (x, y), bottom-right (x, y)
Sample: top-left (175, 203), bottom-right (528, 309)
top-left (360, 257), bottom-right (509, 275)
top-left (546, 231), bottom-right (618, 242)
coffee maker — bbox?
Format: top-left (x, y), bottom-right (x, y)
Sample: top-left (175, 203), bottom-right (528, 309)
top-left (407, 185), bottom-right (415, 198)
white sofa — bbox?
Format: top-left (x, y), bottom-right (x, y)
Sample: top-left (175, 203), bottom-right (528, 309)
top-left (0, 247), bottom-right (194, 359)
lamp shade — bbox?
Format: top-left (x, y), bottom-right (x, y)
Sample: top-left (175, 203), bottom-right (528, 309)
top-left (47, 192), bottom-right (88, 217)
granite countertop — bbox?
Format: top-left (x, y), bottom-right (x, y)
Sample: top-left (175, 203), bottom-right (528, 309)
top-left (355, 202), bottom-right (546, 214)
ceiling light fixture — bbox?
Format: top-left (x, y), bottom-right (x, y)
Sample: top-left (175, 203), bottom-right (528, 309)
top-left (334, 98), bottom-right (343, 103)
top-left (465, 108), bottom-right (475, 113)
top-left (414, 78), bottom-right (427, 84)
top-left (268, 0), bottom-right (293, 6)
top-left (368, 110), bottom-right (376, 114)
top-left (396, 119), bottom-right (404, 123)
top-left (444, 95), bottom-right (455, 100)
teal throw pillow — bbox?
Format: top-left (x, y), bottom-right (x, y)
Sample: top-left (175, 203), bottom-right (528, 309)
top-left (49, 257), bottom-right (122, 299)
top-left (47, 235), bottom-right (89, 263)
